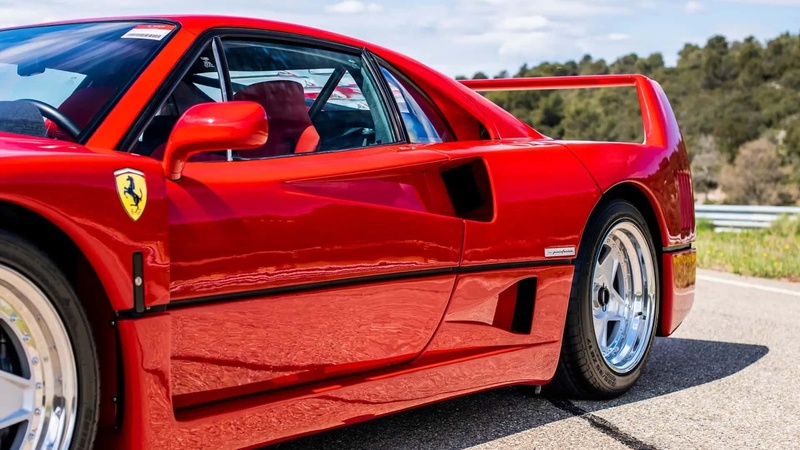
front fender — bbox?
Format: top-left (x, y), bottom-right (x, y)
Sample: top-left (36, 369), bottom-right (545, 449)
top-left (0, 149), bottom-right (169, 312)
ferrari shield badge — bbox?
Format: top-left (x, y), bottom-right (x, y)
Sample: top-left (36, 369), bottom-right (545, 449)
top-left (114, 168), bottom-right (147, 222)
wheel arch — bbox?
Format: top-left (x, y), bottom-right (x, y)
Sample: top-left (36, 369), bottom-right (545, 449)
top-left (0, 200), bottom-right (115, 315)
top-left (596, 182), bottom-right (665, 250)
top-left (582, 181), bottom-right (671, 338)
top-left (0, 199), bottom-right (121, 442)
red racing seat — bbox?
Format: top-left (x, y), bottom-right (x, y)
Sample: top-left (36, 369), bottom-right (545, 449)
top-left (232, 80), bottom-right (320, 157)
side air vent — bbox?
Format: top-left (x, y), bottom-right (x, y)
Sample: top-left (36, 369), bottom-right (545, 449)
top-left (492, 278), bottom-right (538, 334)
top-left (441, 158), bottom-right (494, 222)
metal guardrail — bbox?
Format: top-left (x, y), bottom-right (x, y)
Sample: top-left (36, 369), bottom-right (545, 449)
top-left (695, 204), bottom-right (800, 231)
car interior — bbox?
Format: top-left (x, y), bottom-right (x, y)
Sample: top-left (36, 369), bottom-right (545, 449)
top-left (131, 41), bottom-right (392, 161)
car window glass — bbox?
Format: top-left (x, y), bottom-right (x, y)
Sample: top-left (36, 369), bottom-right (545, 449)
top-left (0, 21), bottom-right (175, 141)
top-left (133, 43), bottom-right (225, 160)
top-left (380, 66), bottom-right (453, 143)
top-left (221, 40), bottom-right (398, 159)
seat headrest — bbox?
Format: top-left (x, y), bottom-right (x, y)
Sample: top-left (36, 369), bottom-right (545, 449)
top-left (233, 80), bottom-right (308, 121)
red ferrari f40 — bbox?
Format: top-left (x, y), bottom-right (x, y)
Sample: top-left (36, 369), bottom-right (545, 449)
top-left (0, 16), bottom-right (696, 450)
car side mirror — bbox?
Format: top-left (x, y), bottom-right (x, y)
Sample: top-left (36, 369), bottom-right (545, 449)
top-left (162, 101), bottom-right (268, 181)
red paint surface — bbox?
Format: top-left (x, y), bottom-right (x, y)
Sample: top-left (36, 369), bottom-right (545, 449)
top-left (169, 276), bottom-right (455, 408)
top-left (660, 249), bottom-right (697, 336)
top-left (166, 146), bottom-right (462, 301)
top-left (116, 314), bottom-right (563, 450)
top-left (0, 135), bottom-right (170, 311)
top-left (422, 267), bottom-right (573, 357)
top-left (0, 15), bottom-right (697, 449)
top-left (421, 140), bottom-right (602, 266)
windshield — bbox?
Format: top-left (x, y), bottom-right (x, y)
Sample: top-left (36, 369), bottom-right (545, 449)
top-left (0, 21), bottom-right (175, 141)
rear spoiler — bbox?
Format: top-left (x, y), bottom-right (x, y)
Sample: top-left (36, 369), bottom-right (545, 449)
top-left (460, 75), bottom-right (680, 149)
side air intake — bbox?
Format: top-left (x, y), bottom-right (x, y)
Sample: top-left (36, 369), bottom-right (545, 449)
top-left (492, 278), bottom-right (538, 334)
top-left (440, 158), bottom-right (494, 222)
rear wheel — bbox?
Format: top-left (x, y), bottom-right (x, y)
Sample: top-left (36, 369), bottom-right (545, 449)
top-left (549, 200), bottom-right (659, 399)
top-left (0, 232), bottom-right (98, 450)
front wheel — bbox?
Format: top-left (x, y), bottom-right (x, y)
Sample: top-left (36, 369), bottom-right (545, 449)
top-left (0, 232), bottom-right (98, 450)
top-left (549, 200), bottom-right (659, 399)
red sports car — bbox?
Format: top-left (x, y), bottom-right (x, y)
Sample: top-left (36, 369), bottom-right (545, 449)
top-left (0, 16), bottom-right (696, 450)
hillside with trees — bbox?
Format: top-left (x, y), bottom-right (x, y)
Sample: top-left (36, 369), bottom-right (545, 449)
top-left (458, 33), bottom-right (800, 205)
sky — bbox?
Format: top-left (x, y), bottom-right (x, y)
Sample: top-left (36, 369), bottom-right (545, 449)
top-left (1, 0), bottom-right (799, 77)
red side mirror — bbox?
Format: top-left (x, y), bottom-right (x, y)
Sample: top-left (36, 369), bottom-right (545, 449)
top-left (162, 101), bottom-right (268, 181)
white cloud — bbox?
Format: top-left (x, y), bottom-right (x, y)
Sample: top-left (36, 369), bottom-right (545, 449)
top-left (499, 15), bottom-right (549, 32)
top-left (608, 33), bottom-right (630, 40)
top-left (325, 0), bottom-right (382, 14)
top-left (684, 1), bottom-right (705, 13)
top-left (497, 32), bottom-right (558, 56)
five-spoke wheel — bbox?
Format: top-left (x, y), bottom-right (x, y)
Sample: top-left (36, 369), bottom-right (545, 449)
top-left (550, 199), bottom-right (659, 399)
top-left (591, 222), bottom-right (657, 374)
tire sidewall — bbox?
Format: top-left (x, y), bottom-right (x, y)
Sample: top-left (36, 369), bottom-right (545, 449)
top-left (577, 201), bottom-right (660, 395)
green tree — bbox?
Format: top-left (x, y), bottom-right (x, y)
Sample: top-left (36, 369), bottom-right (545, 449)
top-left (702, 36), bottom-right (738, 88)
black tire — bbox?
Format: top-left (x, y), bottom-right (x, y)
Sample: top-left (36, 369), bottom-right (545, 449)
top-left (548, 199), bottom-right (660, 399)
top-left (0, 231), bottom-right (98, 449)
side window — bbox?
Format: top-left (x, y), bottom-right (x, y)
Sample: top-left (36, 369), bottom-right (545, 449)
top-left (380, 66), bottom-right (453, 144)
top-left (221, 40), bottom-right (398, 158)
top-left (135, 43), bottom-right (225, 159)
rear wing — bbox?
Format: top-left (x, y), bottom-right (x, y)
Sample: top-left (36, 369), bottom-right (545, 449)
top-left (460, 74), bottom-right (681, 149)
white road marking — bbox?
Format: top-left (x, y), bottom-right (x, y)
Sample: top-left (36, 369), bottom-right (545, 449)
top-left (697, 274), bottom-right (800, 298)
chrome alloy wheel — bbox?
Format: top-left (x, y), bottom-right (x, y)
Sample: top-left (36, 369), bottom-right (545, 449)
top-left (0, 265), bottom-right (77, 450)
top-left (591, 220), bottom-right (657, 374)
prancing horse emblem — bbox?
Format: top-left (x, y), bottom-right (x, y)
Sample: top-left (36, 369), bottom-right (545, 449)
top-left (114, 168), bottom-right (148, 221)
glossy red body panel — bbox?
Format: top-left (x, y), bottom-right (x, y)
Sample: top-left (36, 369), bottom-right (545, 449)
top-left (167, 146), bottom-right (462, 301)
top-left (0, 15), bottom-right (697, 449)
top-left (420, 140), bottom-right (602, 266)
top-left (421, 266), bottom-right (573, 356)
top-left (0, 135), bottom-right (170, 311)
top-left (463, 74), bottom-right (647, 90)
top-left (660, 249), bottom-right (697, 336)
top-left (116, 304), bottom-right (564, 449)
top-left (170, 275), bottom-right (455, 408)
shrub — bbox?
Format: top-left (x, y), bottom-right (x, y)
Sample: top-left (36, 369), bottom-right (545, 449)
top-left (719, 139), bottom-right (799, 205)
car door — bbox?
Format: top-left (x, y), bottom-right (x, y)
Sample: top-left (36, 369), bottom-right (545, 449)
top-left (150, 37), bottom-right (464, 407)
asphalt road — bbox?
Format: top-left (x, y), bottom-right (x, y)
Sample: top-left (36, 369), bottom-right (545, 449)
top-left (269, 269), bottom-right (800, 450)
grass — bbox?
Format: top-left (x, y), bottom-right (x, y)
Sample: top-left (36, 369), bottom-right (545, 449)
top-left (696, 217), bottom-right (800, 281)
